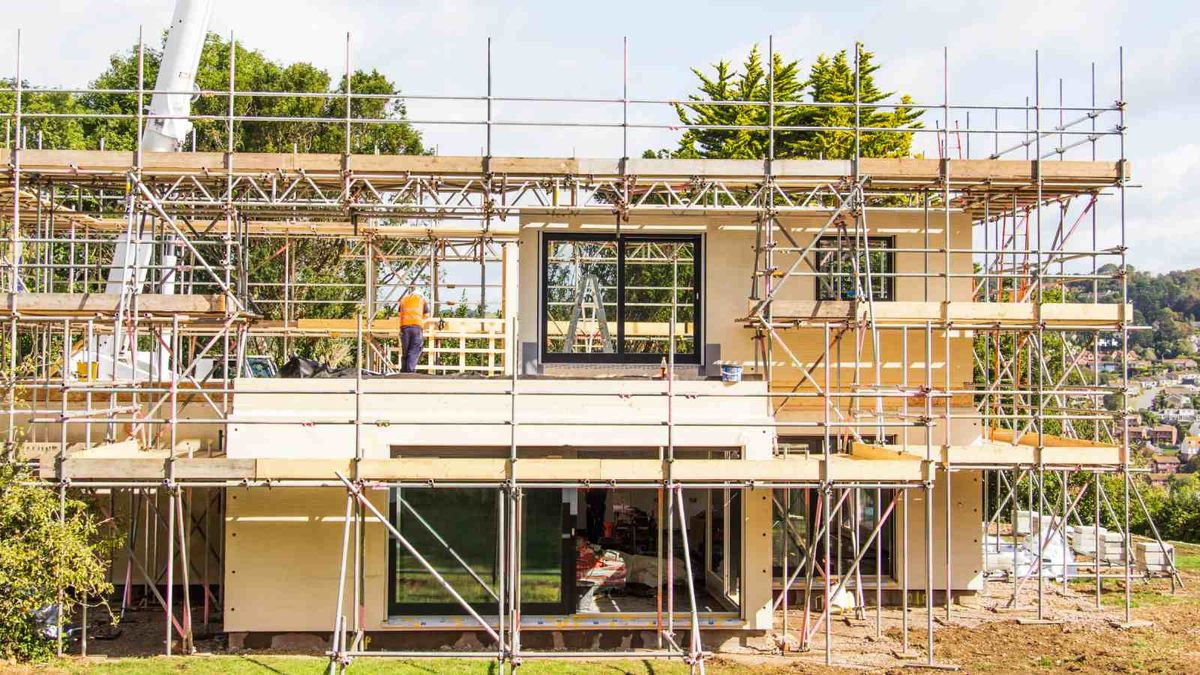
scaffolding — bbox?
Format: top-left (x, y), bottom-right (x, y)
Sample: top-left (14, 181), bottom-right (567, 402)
top-left (0, 27), bottom-right (1179, 673)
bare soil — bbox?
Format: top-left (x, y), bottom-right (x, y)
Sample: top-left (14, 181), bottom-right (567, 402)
top-left (25, 541), bottom-right (1200, 674)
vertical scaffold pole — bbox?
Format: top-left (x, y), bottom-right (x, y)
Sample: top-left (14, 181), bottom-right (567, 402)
top-left (925, 321), bottom-right (935, 665)
top-left (344, 33), bottom-right (352, 156)
top-left (351, 313), bottom-right (364, 646)
top-left (56, 319), bottom-right (69, 656)
top-left (941, 45), bottom-right (954, 623)
top-left (8, 29), bottom-right (21, 297)
top-left (1118, 45), bottom-right (1132, 626)
top-left (328, 491), bottom-right (356, 674)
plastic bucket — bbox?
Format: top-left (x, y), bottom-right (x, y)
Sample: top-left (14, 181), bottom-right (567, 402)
top-left (720, 364), bottom-right (743, 382)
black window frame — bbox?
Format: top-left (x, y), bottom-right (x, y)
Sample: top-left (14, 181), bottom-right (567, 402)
top-left (386, 487), bottom-right (575, 617)
top-left (541, 232), bottom-right (702, 364)
top-left (813, 236), bottom-right (895, 301)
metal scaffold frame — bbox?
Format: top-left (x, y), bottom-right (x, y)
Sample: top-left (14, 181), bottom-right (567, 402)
top-left (1, 25), bottom-right (1174, 673)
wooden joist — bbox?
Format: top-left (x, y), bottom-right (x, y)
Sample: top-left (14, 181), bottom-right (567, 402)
top-left (0, 188), bottom-right (102, 230)
top-left (860, 433), bottom-right (1124, 468)
top-left (753, 300), bottom-right (1130, 328)
top-left (2, 149), bottom-right (1125, 194)
top-left (85, 218), bottom-right (520, 239)
top-left (2, 292), bottom-right (228, 317)
top-left (42, 454), bottom-right (928, 483)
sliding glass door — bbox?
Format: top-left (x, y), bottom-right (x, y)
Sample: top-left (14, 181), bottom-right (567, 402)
top-left (542, 234), bottom-right (701, 364)
top-left (387, 488), bottom-right (572, 616)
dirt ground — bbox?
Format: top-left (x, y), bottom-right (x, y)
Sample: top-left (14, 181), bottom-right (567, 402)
top-left (727, 539), bottom-right (1200, 673)
top-left (25, 540), bottom-right (1200, 674)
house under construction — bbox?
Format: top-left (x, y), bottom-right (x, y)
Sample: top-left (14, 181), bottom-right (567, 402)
top-left (1, 9), bottom-right (1183, 673)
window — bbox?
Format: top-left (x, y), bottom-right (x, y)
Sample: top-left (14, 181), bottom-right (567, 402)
top-left (542, 234), bottom-right (700, 363)
top-left (387, 488), bottom-right (572, 615)
top-left (813, 236), bottom-right (894, 301)
top-left (708, 488), bottom-right (741, 602)
top-left (772, 488), bottom-right (896, 579)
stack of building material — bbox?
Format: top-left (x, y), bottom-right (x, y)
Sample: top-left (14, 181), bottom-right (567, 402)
top-left (1025, 525), bottom-right (1074, 580)
top-left (1100, 531), bottom-right (1127, 565)
top-left (1015, 510), bottom-right (1044, 536)
top-left (1067, 525), bottom-right (1105, 557)
top-left (982, 534), bottom-right (1036, 578)
top-left (1135, 541), bottom-right (1175, 574)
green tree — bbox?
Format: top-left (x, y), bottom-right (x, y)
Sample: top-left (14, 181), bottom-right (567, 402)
top-left (801, 49), bottom-right (921, 159)
top-left (0, 461), bottom-right (115, 661)
top-left (650, 45), bottom-right (921, 160)
top-left (659, 46), bottom-right (808, 160)
top-left (0, 81), bottom-right (87, 150)
top-left (77, 33), bottom-right (424, 155)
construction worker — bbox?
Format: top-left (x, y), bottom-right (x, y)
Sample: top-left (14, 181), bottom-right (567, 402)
top-left (398, 290), bottom-right (432, 373)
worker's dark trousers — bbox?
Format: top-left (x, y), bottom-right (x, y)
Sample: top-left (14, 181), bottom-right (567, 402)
top-left (400, 325), bottom-right (423, 373)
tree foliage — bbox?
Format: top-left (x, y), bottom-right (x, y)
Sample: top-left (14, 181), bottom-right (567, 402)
top-left (73, 33), bottom-right (424, 155)
top-left (650, 45), bottom-right (921, 160)
top-left (1080, 265), bottom-right (1199, 359)
top-left (0, 461), bottom-right (115, 661)
top-left (3, 34), bottom-right (430, 365)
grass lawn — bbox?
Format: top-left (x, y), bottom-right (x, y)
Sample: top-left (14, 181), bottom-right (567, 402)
top-left (25, 658), bottom-right (796, 672)
top-left (31, 657), bottom-right (749, 675)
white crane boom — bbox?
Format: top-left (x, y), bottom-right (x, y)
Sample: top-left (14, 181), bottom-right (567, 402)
top-left (92, 0), bottom-right (214, 382)
top-left (143, 0), bottom-right (214, 151)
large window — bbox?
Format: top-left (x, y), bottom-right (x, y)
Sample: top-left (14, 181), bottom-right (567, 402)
top-left (814, 236), bottom-right (894, 301)
top-left (772, 488), bottom-right (896, 580)
top-left (543, 234), bottom-right (700, 363)
top-left (387, 488), bottom-right (572, 616)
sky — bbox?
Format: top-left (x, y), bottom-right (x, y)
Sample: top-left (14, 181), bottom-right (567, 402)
top-left (2, 0), bottom-right (1197, 272)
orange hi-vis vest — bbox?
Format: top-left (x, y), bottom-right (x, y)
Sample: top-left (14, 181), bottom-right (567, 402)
top-left (399, 294), bottom-right (427, 327)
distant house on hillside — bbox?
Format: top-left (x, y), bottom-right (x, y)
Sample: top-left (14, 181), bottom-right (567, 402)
top-left (1152, 453), bottom-right (1182, 475)
top-left (1164, 357), bottom-right (1198, 371)
top-left (1129, 425), bottom-right (1150, 444)
top-left (1163, 393), bottom-right (1194, 409)
top-left (1181, 436), bottom-right (1200, 460)
top-left (1162, 409), bottom-right (1196, 424)
top-left (1150, 425), bottom-right (1179, 447)
top-left (1131, 376), bottom-right (1160, 390)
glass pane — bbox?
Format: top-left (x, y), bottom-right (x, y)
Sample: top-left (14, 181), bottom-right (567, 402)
top-left (796, 488), bottom-right (894, 579)
top-left (709, 489), bottom-right (724, 573)
top-left (544, 239), bottom-right (618, 354)
top-left (772, 488), bottom-right (811, 575)
top-left (522, 489), bottom-right (565, 604)
top-left (728, 490), bottom-right (741, 599)
top-left (392, 488), bottom-right (499, 606)
top-left (815, 237), bottom-right (892, 301)
top-left (851, 489), bottom-right (894, 577)
top-left (622, 240), bottom-right (695, 356)
top-left (390, 488), bottom-right (568, 612)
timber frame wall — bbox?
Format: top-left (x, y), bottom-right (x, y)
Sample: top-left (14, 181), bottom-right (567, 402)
top-left (1, 31), bottom-right (1175, 672)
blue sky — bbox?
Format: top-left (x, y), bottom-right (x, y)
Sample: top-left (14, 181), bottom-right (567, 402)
top-left (3, 0), bottom-right (1196, 271)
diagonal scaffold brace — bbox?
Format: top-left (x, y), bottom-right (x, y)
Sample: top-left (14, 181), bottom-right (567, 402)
top-left (327, 471), bottom-right (503, 673)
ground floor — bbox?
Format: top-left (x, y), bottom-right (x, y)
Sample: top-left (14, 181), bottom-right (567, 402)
top-left (220, 472), bottom-right (983, 638)
top-left (39, 547), bottom-right (1200, 673)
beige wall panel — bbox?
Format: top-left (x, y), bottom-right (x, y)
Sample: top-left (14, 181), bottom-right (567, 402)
top-left (895, 470), bottom-right (984, 592)
top-left (224, 487), bottom-right (387, 633)
top-left (227, 378), bottom-right (773, 458)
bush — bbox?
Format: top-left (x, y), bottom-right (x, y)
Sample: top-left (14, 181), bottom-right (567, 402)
top-left (0, 460), bottom-right (115, 661)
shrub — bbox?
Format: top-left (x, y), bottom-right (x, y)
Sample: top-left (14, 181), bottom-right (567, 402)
top-left (0, 460), bottom-right (115, 661)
